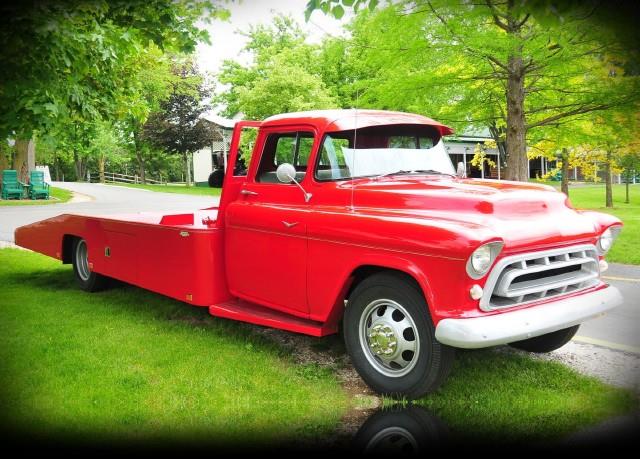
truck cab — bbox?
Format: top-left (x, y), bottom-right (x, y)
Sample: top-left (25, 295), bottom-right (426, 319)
top-left (15, 110), bottom-right (624, 399)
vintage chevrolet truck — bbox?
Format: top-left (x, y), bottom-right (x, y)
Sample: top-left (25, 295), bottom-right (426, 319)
top-left (15, 110), bottom-right (624, 398)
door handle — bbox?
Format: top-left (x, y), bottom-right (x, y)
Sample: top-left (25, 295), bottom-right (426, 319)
top-left (240, 189), bottom-right (259, 196)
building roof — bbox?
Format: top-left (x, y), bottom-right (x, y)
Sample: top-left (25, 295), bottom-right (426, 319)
top-left (201, 112), bottom-right (236, 129)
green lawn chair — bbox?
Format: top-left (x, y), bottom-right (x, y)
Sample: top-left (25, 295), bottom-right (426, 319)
top-left (1, 170), bottom-right (26, 200)
top-left (28, 170), bottom-right (50, 200)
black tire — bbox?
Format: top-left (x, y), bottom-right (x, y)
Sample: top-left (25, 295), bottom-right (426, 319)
top-left (71, 238), bottom-right (109, 292)
top-left (208, 169), bottom-right (224, 188)
top-left (508, 325), bottom-right (580, 353)
top-left (343, 272), bottom-right (455, 399)
top-left (353, 406), bottom-right (448, 453)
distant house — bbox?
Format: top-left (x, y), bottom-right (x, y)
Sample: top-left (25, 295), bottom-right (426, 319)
top-left (192, 113), bottom-right (238, 186)
top-left (444, 128), bottom-right (502, 179)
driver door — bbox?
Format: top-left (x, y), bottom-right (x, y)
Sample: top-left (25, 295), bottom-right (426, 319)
top-left (225, 128), bottom-right (316, 316)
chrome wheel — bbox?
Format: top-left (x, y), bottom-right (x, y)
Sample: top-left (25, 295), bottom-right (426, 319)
top-left (359, 299), bottom-right (420, 378)
top-left (75, 239), bottom-right (91, 281)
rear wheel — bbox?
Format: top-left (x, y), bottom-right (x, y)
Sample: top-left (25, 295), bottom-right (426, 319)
top-left (343, 272), bottom-right (454, 399)
top-left (508, 325), bottom-right (580, 353)
top-left (72, 238), bottom-right (109, 292)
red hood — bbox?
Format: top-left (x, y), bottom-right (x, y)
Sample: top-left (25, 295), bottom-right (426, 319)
top-left (348, 176), bottom-right (610, 251)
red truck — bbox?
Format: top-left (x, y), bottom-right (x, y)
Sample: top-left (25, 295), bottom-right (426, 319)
top-left (15, 110), bottom-right (623, 399)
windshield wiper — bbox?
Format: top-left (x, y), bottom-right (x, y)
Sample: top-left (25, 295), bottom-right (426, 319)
top-left (379, 169), bottom-right (454, 178)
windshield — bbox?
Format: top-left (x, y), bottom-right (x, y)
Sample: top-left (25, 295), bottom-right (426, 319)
top-left (315, 126), bottom-right (455, 181)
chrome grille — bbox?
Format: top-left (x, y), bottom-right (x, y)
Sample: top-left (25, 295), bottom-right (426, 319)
top-left (480, 244), bottom-right (600, 311)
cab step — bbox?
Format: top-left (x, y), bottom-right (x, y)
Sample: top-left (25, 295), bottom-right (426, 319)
top-left (209, 300), bottom-right (338, 337)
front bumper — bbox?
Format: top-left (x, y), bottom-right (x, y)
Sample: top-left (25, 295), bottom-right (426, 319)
top-left (435, 286), bottom-right (623, 349)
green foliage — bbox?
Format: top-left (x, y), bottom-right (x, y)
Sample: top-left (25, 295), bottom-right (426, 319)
top-left (217, 15), bottom-right (338, 120)
top-left (143, 59), bottom-right (213, 156)
top-left (307, 0), bottom-right (639, 181)
top-left (0, 1), bottom-right (224, 140)
top-left (142, 58), bottom-right (214, 185)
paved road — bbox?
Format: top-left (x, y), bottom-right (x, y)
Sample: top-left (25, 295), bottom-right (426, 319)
top-left (0, 181), bottom-right (218, 242)
top-left (578, 263), bottom-right (640, 353)
top-left (1, 182), bottom-right (638, 352)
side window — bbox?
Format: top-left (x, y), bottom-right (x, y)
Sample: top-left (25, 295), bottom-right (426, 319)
top-left (316, 135), bottom-right (350, 180)
top-left (274, 135), bottom-right (297, 165)
top-left (296, 135), bottom-right (314, 167)
top-left (256, 131), bottom-right (315, 183)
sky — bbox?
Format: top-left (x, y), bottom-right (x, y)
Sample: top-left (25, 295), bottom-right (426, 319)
top-left (196, 0), bottom-right (352, 74)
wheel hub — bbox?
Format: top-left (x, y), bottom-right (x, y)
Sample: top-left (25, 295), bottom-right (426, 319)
top-left (368, 324), bottom-right (397, 356)
top-left (358, 299), bottom-right (420, 378)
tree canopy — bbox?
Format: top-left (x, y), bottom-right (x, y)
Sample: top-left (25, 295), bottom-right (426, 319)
top-left (306, 0), bottom-right (640, 181)
top-left (0, 0), bottom-right (225, 140)
top-left (217, 15), bottom-right (338, 120)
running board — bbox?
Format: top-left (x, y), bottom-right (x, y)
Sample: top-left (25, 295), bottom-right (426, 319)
top-left (209, 300), bottom-right (337, 337)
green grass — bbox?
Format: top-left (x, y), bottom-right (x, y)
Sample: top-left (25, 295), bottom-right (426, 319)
top-left (108, 183), bottom-right (222, 196)
top-left (0, 187), bottom-right (72, 206)
top-left (0, 249), bottom-right (346, 445)
top-left (564, 184), bottom-right (640, 265)
top-left (416, 349), bottom-right (636, 443)
top-left (0, 249), bottom-right (636, 445)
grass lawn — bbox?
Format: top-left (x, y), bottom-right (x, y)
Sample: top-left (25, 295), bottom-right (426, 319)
top-left (1, 249), bottom-right (636, 446)
top-left (0, 249), bottom-right (346, 446)
top-left (565, 184), bottom-right (639, 265)
top-left (0, 187), bottom-right (72, 206)
top-left (417, 349), bottom-right (635, 443)
top-left (108, 183), bottom-right (222, 196)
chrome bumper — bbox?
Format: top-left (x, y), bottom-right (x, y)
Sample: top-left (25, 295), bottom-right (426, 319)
top-left (435, 286), bottom-right (623, 349)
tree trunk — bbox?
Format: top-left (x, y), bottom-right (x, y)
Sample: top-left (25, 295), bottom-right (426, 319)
top-left (99, 155), bottom-right (106, 183)
top-left (561, 148), bottom-right (569, 196)
top-left (14, 139), bottom-right (35, 182)
top-left (504, 55), bottom-right (528, 182)
top-left (488, 123), bottom-right (507, 168)
top-left (133, 131), bottom-right (146, 184)
top-left (626, 172), bottom-right (630, 204)
top-left (74, 148), bottom-right (82, 181)
top-left (184, 152), bottom-right (192, 186)
top-left (605, 150), bottom-right (613, 208)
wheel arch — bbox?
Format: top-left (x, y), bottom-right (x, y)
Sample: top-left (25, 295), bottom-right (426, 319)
top-left (322, 258), bottom-right (437, 330)
top-left (61, 234), bottom-right (82, 264)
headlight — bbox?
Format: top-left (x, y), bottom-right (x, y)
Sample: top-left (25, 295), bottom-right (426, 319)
top-left (598, 225), bottom-right (622, 255)
top-left (466, 242), bottom-right (504, 279)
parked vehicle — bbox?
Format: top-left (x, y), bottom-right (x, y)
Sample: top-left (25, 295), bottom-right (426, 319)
top-left (15, 110), bottom-right (623, 398)
top-left (208, 150), bottom-right (247, 187)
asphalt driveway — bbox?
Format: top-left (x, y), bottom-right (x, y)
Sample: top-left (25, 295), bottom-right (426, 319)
top-left (0, 181), bottom-right (218, 242)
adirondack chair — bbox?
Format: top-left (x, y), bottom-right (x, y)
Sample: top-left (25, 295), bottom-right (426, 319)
top-left (28, 170), bottom-right (50, 200)
top-left (1, 170), bottom-right (26, 200)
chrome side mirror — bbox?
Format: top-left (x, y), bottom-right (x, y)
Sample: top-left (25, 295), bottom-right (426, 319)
top-left (276, 163), bottom-right (312, 203)
top-left (276, 163), bottom-right (297, 183)
top-left (456, 161), bottom-right (466, 178)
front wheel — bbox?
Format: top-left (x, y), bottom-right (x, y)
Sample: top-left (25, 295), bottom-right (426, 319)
top-left (508, 325), bottom-right (580, 353)
top-left (72, 238), bottom-right (109, 292)
top-left (343, 273), bottom-right (455, 399)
